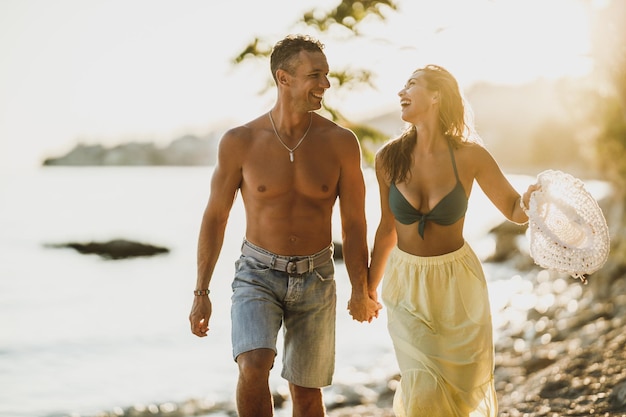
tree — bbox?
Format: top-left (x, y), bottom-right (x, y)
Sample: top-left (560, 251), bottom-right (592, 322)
top-left (583, 0), bottom-right (626, 290)
top-left (588, 0), bottom-right (626, 192)
top-left (232, 0), bottom-right (399, 164)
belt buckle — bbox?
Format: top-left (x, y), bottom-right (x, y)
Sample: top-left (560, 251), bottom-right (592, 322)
top-left (286, 260), bottom-right (298, 275)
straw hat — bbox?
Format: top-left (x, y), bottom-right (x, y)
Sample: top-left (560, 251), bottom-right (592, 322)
top-left (524, 170), bottom-right (610, 284)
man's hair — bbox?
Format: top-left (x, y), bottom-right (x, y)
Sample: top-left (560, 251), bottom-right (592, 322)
top-left (270, 34), bottom-right (325, 82)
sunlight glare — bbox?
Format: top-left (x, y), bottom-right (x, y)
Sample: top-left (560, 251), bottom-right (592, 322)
top-left (421, 0), bottom-right (593, 84)
top-left (482, 0), bottom-right (592, 82)
top-left (327, 0), bottom-right (594, 119)
top-left (0, 0), bottom-right (598, 172)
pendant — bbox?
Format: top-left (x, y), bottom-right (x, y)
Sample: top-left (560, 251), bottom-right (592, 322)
top-left (289, 152), bottom-right (294, 162)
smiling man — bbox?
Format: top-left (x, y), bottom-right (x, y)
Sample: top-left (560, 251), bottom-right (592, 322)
top-left (189, 34), bottom-right (380, 417)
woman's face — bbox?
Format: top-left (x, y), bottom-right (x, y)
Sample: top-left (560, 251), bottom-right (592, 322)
top-left (398, 71), bottom-right (437, 122)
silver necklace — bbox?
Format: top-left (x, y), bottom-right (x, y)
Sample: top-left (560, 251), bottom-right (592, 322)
top-left (268, 111), bottom-right (312, 162)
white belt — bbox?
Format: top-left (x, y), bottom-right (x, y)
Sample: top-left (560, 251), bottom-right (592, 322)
top-left (241, 240), bottom-right (333, 275)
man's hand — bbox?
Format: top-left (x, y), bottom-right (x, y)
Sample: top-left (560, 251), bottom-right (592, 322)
top-left (347, 293), bottom-right (382, 323)
top-left (189, 296), bottom-right (212, 337)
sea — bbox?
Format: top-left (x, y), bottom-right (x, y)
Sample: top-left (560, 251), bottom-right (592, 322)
top-left (0, 166), bottom-right (584, 417)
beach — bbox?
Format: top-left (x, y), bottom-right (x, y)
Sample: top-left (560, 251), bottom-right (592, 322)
top-left (2, 166), bottom-right (624, 417)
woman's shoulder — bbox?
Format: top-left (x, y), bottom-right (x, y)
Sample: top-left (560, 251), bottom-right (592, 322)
top-left (456, 140), bottom-right (489, 156)
top-left (455, 141), bottom-right (499, 172)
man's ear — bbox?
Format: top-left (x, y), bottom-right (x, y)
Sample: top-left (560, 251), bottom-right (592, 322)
top-left (276, 69), bottom-right (289, 86)
top-left (432, 91), bottom-right (440, 104)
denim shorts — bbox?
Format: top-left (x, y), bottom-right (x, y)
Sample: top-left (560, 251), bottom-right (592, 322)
top-left (231, 242), bottom-right (337, 388)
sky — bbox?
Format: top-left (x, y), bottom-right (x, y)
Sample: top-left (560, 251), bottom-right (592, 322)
top-left (0, 0), bottom-right (600, 177)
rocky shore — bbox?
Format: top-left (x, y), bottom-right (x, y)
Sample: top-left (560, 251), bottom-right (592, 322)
top-left (53, 194), bottom-right (626, 417)
top-left (326, 264), bottom-right (626, 417)
top-left (73, 260), bottom-right (626, 417)
top-left (493, 269), bottom-right (626, 417)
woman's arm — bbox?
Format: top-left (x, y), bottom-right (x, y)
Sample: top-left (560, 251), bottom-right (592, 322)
top-left (368, 155), bottom-right (398, 300)
top-left (472, 145), bottom-right (529, 225)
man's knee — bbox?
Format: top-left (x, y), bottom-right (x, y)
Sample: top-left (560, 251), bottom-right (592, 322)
top-left (237, 348), bottom-right (275, 377)
top-left (290, 383), bottom-right (322, 401)
top-left (290, 384), bottom-right (325, 417)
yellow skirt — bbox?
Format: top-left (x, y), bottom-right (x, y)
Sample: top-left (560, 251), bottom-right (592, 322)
top-left (382, 243), bottom-right (497, 417)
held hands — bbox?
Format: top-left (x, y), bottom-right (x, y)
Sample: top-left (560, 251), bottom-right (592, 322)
top-left (347, 292), bottom-right (382, 323)
top-left (189, 296), bottom-right (212, 337)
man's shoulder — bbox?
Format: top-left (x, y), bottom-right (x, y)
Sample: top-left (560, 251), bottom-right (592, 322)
top-left (220, 115), bottom-right (267, 144)
top-left (314, 114), bottom-right (356, 141)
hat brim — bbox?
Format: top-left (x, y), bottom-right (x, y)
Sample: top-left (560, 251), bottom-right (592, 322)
top-left (527, 170), bottom-right (610, 282)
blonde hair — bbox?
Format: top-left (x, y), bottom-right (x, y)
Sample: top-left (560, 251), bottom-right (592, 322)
top-left (378, 64), bottom-right (481, 184)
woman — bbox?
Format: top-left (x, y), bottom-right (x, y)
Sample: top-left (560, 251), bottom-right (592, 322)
top-left (368, 65), bottom-right (536, 416)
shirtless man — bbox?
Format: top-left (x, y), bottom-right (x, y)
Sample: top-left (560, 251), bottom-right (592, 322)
top-left (189, 34), bottom-right (380, 417)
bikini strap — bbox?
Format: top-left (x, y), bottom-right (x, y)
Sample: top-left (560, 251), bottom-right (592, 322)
top-left (447, 140), bottom-right (460, 181)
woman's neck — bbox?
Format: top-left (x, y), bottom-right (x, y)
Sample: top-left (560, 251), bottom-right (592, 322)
top-left (414, 123), bottom-right (446, 154)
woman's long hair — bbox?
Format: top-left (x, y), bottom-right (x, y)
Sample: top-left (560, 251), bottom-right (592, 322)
top-left (377, 64), bottom-right (481, 184)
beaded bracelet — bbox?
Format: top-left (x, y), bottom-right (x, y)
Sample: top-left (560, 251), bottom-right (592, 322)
top-left (519, 196), bottom-right (529, 214)
top-left (193, 289), bottom-right (210, 296)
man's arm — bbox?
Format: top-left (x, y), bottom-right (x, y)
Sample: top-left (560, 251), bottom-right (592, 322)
top-left (189, 131), bottom-right (243, 337)
top-left (337, 130), bottom-right (380, 322)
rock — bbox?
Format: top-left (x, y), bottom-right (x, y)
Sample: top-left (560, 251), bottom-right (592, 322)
top-left (324, 383), bottom-right (381, 410)
top-left (333, 241), bottom-right (343, 260)
top-left (609, 380), bottom-right (626, 410)
top-left (272, 390), bottom-right (289, 409)
top-left (485, 221), bottom-right (530, 265)
top-left (46, 239), bottom-right (170, 259)
top-left (42, 134), bottom-right (221, 166)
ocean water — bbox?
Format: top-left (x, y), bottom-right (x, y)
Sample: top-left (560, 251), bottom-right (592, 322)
top-left (0, 167), bottom-right (539, 417)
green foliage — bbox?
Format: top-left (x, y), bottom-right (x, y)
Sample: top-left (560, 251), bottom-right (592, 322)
top-left (232, 0), bottom-right (398, 162)
top-left (584, 0), bottom-right (626, 280)
top-left (597, 97), bottom-right (626, 191)
top-left (330, 68), bottom-right (376, 90)
top-left (324, 106), bottom-right (388, 165)
top-left (349, 123), bottom-right (388, 165)
top-left (302, 0), bottom-right (397, 33)
top-left (232, 37), bottom-right (270, 64)
top-left (233, 1), bottom-right (396, 64)
top-left (589, 0), bottom-right (626, 195)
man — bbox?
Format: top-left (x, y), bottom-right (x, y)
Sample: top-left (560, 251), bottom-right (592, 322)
top-left (189, 34), bottom-right (380, 417)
